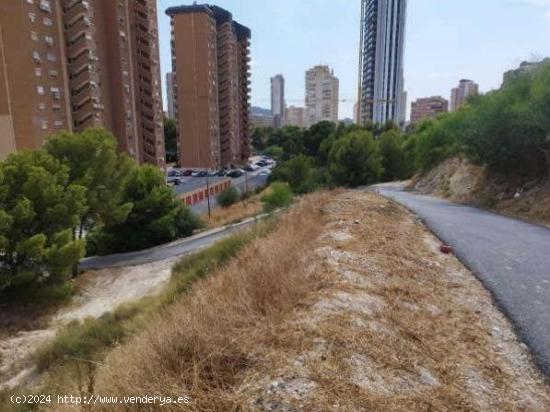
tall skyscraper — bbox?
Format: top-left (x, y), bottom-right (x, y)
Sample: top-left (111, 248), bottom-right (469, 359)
top-left (305, 65), bottom-right (339, 127)
top-left (450, 79), bottom-right (479, 111)
top-left (271, 74), bottom-right (285, 128)
top-left (410, 96), bottom-right (448, 124)
top-left (166, 4), bottom-right (251, 169)
top-left (166, 72), bottom-right (176, 119)
top-left (0, 0), bottom-right (165, 166)
top-left (358, 0), bottom-right (407, 126)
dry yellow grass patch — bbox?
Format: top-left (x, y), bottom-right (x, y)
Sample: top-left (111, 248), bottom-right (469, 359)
top-left (204, 194), bottom-right (264, 229)
top-left (82, 191), bottom-right (333, 411)
top-left (53, 190), bottom-right (549, 411)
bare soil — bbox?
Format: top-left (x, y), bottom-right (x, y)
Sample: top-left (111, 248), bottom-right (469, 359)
top-left (88, 191), bottom-right (549, 411)
top-left (0, 257), bottom-right (177, 390)
top-left (411, 157), bottom-right (550, 226)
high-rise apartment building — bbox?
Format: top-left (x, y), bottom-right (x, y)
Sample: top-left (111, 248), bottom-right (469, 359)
top-left (0, 0), bottom-right (165, 165)
top-left (166, 72), bottom-right (176, 119)
top-left (285, 106), bottom-right (306, 128)
top-left (271, 74), bottom-right (285, 128)
top-left (305, 65), bottom-right (339, 127)
top-left (410, 96), bottom-right (448, 124)
top-left (358, 0), bottom-right (407, 126)
top-left (166, 4), bottom-right (251, 170)
top-left (450, 79), bottom-right (479, 111)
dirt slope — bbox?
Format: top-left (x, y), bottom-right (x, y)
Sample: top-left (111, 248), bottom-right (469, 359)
top-left (411, 157), bottom-right (550, 226)
top-left (85, 191), bottom-right (549, 411)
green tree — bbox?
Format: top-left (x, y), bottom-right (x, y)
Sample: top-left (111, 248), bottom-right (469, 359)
top-left (45, 129), bottom-right (134, 240)
top-left (216, 186), bottom-right (240, 208)
top-left (264, 145), bottom-right (284, 159)
top-left (303, 121), bottom-right (336, 158)
top-left (0, 150), bottom-right (86, 289)
top-left (379, 130), bottom-right (408, 181)
top-left (328, 130), bottom-right (383, 187)
top-left (270, 155), bottom-right (317, 194)
top-left (87, 165), bottom-right (202, 254)
top-left (164, 117), bottom-right (178, 162)
top-left (261, 183), bottom-right (293, 212)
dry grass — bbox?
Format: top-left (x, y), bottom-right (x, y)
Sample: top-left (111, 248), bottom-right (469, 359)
top-left (204, 193), bottom-right (264, 229)
top-left (82, 191), bottom-right (333, 411)
top-left (48, 190), bottom-right (550, 411)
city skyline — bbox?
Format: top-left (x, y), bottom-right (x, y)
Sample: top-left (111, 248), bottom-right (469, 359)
top-left (157, 0), bottom-right (550, 121)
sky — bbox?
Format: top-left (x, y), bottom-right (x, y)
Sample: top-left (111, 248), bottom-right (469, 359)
top-left (157, 0), bottom-right (550, 120)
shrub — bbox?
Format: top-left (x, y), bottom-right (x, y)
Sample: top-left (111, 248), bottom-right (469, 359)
top-left (261, 183), bottom-right (293, 212)
top-left (216, 186), bottom-right (240, 208)
top-left (328, 130), bottom-right (383, 187)
top-left (270, 154), bottom-right (317, 194)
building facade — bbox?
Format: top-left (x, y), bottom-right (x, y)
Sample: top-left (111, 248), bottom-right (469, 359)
top-left (410, 96), bottom-right (448, 124)
top-left (0, 0), bottom-right (165, 165)
top-left (166, 72), bottom-right (176, 119)
top-left (166, 4), bottom-right (251, 170)
top-left (358, 0), bottom-right (407, 126)
top-left (285, 106), bottom-right (306, 128)
top-left (305, 65), bottom-right (339, 127)
top-left (270, 74), bottom-right (285, 128)
top-left (450, 79), bottom-right (479, 111)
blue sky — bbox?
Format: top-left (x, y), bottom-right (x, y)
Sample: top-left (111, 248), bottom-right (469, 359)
top-left (157, 0), bottom-right (550, 120)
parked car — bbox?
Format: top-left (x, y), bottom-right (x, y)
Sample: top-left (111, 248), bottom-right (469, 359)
top-left (182, 170), bottom-right (193, 176)
top-left (216, 169), bottom-right (227, 177)
top-left (228, 169), bottom-right (244, 178)
top-left (256, 160), bottom-right (268, 167)
top-left (259, 169), bottom-right (271, 176)
top-left (191, 170), bottom-right (201, 177)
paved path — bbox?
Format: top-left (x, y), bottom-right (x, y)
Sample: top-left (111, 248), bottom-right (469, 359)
top-left (374, 184), bottom-right (550, 376)
top-left (80, 216), bottom-right (265, 270)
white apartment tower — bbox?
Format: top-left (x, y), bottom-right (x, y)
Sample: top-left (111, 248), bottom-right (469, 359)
top-left (305, 65), bottom-right (339, 126)
top-left (358, 0), bottom-right (407, 126)
top-left (270, 74), bottom-right (285, 128)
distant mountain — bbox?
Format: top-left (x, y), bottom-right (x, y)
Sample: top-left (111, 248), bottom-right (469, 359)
top-left (251, 106), bottom-right (272, 117)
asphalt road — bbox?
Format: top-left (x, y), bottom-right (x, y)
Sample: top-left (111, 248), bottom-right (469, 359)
top-left (80, 216), bottom-right (264, 270)
top-left (375, 184), bottom-right (550, 376)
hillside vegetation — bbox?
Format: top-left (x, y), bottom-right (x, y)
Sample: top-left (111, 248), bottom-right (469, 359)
top-left (253, 61), bottom-right (550, 221)
top-left (45, 190), bottom-right (550, 411)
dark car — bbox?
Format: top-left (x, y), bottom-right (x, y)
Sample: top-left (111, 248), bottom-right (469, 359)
top-left (216, 169), bottom-right (227, 177)
top-left (197, 171), bottom-right (208, 177)
top-left (182, 170), bottom-right (193, 176)
top-left (244, 164), bottom-right (254, 172)
top-left (256, 161), bottom-right (268, 167)
top-left (228, 169), bottom-right (244, 178)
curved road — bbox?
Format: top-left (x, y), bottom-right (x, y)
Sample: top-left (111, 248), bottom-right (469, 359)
top-left (80, 216), bottom-right (266, 270)
top-left (375, 184), bottom-right (550, 376)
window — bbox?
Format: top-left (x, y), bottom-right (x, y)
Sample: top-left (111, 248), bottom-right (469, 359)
top-left (33, 51), bottom-right (41, 63)
top-left (43, 17), bottom-right (52, 26)
top-left (41, 120), bottom-right (48, 130)
top-left (46, 52), bottom-right (56, 62)
top-left (29, 12), bottom-right (36, 23)
top-left (44, 35), bottom-right (54, 47)
top-left (48, 70), bottom-right (58, 78)
top-left (52, 103), bottom-right (61, 111)
top-left (38, 102), bottom-right (46, 111)
top-left (39, 0), bottom-right (51, 13)
top-left (51, 87), bottom-right (60, 100)
top-left (35, 68), bottom-right (42, 77)
top-left (37, 86), bottom-right (45, 95)
top-left (31, 31), bottom-right (39, 41)
top-left (54, 120), bottom-right (63, 128)
top-left (27, 0), bottom-right (34, 4)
